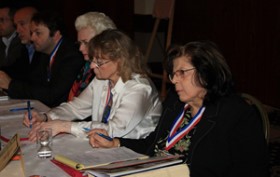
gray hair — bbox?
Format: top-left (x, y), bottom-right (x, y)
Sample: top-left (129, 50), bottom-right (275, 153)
top-left (75, 12), bottom-right (116, 34)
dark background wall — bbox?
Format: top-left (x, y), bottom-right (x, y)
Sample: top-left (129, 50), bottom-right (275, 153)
top-left (7, 0), bottom-right (280, 108)
top-left (172, 0), bottom-right (280, 108)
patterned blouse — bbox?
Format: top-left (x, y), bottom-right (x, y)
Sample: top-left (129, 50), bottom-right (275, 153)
top-left (68, 61), bottom-right (95, 101)
top-left (154, 107), bottom-right (199, 163)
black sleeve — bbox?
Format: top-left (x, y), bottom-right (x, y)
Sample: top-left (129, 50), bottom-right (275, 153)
top-left (7, 42), bottom-right (84, 107)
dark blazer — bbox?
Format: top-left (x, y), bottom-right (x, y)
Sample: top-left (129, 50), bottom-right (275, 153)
top-left (0, 34), bottom-right (30, 80)
top-left (120, 88), bottom-right (269, 177)
top-left (7, 38), bottom-right (85, 107)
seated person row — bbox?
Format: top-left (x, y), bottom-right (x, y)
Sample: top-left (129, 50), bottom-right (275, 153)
top-left (13, 5), bottom-right (49, 76)
top-left (0, 9), bottom-right (116, 106)
top-left (0, 10), bottom-right (84, 107)
top-left (84, 41), bottom-right (269, 177)
top-left (24, 29), bottom-right (162, 139)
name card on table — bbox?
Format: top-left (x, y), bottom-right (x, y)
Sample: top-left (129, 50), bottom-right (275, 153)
top-left (0, 133), bottom-right (21, 171)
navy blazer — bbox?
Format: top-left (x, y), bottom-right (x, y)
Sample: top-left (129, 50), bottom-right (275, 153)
top-left (7, 38), bottom-right (84, 107)
top-left (120, 88), bottom-right (269, 177)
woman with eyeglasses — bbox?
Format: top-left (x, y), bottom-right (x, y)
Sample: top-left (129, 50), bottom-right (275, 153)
top-left (23, 29), bottom-right (162, 142)
top-left (87, 41), bottom-right (268, 177)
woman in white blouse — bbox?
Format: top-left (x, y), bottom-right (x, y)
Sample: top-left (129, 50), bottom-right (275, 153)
top-left (24, 29), bottom-right (162, 141)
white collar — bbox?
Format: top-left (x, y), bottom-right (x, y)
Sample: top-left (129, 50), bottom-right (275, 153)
top-left (2, 31), bottom-right (17, 46)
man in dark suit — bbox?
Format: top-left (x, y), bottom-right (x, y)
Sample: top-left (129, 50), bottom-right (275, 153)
top-left (0, 10), bottom-right (84, 107)
top-left (0, 2), bottom-right (30, 80)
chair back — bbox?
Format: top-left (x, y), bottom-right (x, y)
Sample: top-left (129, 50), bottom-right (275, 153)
top-left (241, 93), bottom-right (270, 144)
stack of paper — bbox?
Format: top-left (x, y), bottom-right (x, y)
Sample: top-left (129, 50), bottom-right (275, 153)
top-left (53, 146), bottom-right (148, 170)
top-left (86, 155), bottom-right (184, 177)
top-left (52, 146), bottom-right (185, 177)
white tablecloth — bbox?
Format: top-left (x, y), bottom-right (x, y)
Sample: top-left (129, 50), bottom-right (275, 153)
top-left (0, 99), bottom-right (92, 177)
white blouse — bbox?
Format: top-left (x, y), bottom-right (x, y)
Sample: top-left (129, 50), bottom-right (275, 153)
top-left (47, 74), bottom-right (162, 139)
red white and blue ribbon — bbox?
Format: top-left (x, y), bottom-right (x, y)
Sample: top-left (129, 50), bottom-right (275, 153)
top-left (47, 38), bottom-right (63, 81)
top-left (49, 38), bottom-right (63, 69)
top-left (101, 82), bottom-right (113, 123)
top-left (165, 104), bottom-right (206, 151)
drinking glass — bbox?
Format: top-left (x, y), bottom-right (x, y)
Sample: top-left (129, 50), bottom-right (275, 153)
top-left (37, 128), bottom-right (52, 158)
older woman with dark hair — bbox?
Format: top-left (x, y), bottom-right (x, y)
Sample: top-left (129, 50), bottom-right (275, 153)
top-left (88, 41), bottom-right (268, 177)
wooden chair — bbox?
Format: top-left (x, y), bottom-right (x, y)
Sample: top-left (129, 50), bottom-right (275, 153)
top-left (241, 93), bottom-right (270, 144)
top-left (145, 0), bottom-right (176, 99)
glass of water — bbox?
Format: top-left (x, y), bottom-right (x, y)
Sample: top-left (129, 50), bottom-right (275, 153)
top-left (36, 128), bottom-right (52, 158)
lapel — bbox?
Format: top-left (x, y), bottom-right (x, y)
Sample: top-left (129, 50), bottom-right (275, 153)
top-left (187, 100), bottom-right (220, 163)
top-left (155, 98), bottom-right (185, 143)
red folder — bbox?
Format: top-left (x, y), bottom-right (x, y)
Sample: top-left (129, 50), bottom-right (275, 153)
top-left (51, 159), bottom-right (86, 177)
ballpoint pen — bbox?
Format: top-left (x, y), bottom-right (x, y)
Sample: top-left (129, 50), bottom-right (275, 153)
top-left (27, 100), bottom-right (32, 128)
top-left (83, 127), bottom-right (91, 132)
top-left (9, 107), bottom-right (34, 112)
top-left (96, 132), bottom-right (113, 141)
top-left (83, 127), bottom-right (113, 141)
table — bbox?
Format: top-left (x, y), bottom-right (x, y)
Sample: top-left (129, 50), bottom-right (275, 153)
top-left (0, 99), bottom-right (92, 177)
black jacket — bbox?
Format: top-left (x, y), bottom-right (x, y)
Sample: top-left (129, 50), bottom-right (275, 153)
top-left (0, 34), bottom-right (30, 80)
top-left (7, 38), bottom-right (84, 107)
top-left (120, 88), bottom-right (269, 177)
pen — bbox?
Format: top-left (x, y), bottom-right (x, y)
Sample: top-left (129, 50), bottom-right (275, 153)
top-left (83, 127), bottom-right (91, 132)
top-left (10, 107), bottom-right (34, 112)
top-left (27, 100), bottom-right (32, 128)
top-left (82, 127), bottom-right (113, 141)
top-left (96, 132), bottom-right (113, 141)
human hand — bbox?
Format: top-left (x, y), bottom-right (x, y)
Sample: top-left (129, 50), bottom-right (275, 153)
top-left (23, 110), bottom-right (44, 127)
top-left (0, 71), bottom-right (11, 89)
top-left (88, 129), bottom-right (119, 148)
top-left (28, 120), bottom-right (71, 142)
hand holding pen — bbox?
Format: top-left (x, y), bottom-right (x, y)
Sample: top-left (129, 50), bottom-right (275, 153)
top-left (84, 128), bottom-right (120, 148)
top-left (23, 109), bottom-right (41, 129)
top-left (83, 127), bottom-right (113, 141)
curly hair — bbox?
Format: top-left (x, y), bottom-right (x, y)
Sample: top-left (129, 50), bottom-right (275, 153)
top-left (75, 12), bottom-right (116, 35)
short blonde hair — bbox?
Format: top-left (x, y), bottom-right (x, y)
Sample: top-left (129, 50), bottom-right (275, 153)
top-left (75, 12), bottom-right (116, 35)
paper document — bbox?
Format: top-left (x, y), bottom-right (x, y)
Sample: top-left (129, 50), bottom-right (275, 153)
top-left (86, 155), bottom-right (184, 177)
top-left (53, 146), bottom-right (148, 170)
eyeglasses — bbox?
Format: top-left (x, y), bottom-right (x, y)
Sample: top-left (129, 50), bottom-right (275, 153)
top-left (91, 59), bottom-right (111, 68)
top-left (169, 68), bottom-right (195, 82)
